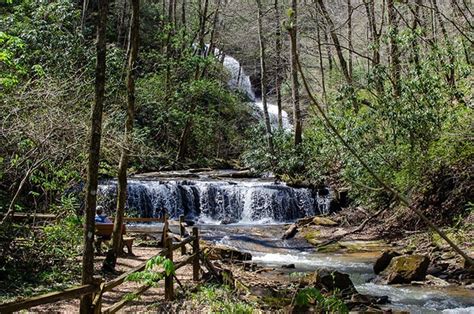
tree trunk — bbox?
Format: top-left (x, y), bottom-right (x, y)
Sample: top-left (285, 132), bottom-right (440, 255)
top-left (410, 0), bottom-right (422, 71)
top-left (165, 0), bottom-right (175, 97)
top-left (432, 0), bottom-right (456, 87)
top-left (324, 30), bottom-right (333, 72)
top-left (103, 0), bottom-right (139, 272)
top-left (288, 0), bottom-right (302, 146)
top-left (387, 0), bottom-right (401, 97)
top-left (208, 0), bottom-right (221, 57)
top-left (363, 0), bottom-right (382, 92)
top-left (347, 0), bottom-right (353, 80)
top-left (173, 0), bottom-right (178, 27)
top-left (317, 0), bottom-right (351, 86)
top-left (316, 15), bottom-right (327, 104)
top-left (256, 0), bottom-right (275, 155)
top-left (181, 0), bottom-right (186, 28)
top-left (80, 0), bottom-right (108, 312)
top-left (274, 0), bottom-right (283, 128)
top-left (177, 0), bottom-right (210, 161)
top-left (198, 0), bottom-right (210, 54)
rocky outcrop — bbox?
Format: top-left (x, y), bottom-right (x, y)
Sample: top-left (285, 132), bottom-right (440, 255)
top-left (203, 245), bottom-right (252, 261)
top-left (382, 254), bottom-right (430, 284)
top-left (373, 250), bottom-right (400, 274)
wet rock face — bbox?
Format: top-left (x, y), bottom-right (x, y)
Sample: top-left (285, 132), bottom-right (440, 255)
top-left (373, 250), bottom-right (401, 274)
top-left (382, 254), bottom-right (430, 284)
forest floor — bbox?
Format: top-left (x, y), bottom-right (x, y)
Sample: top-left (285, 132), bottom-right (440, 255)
top-left (32, 246), bottom-right (198, 312)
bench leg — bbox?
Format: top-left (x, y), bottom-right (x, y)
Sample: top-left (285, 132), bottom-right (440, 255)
top-left (95, 239), bottom-right (103, 255)
top-left (126, 241), bottom-right (133, 255)
top-left (121, 240), bottom-right (134, 255)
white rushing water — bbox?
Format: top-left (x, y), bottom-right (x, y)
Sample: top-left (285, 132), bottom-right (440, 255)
top-left (251, 250), bottom-right (474, 313)
top-left (98, 177), bottom-right (332, 224)
top-left (220, 51), bottom-right (292, 131)
top-left (198, 223), bottom-right (474, 314)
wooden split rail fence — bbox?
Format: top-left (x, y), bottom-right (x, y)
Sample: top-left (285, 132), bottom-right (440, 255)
top-left (0, 215), bottom-right (200, 314)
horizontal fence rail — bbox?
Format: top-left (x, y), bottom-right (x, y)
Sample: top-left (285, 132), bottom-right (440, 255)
top-left (0, 284), bottom-right (98, 313)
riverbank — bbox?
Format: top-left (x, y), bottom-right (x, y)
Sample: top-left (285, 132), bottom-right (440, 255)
top-left (293, 206), bottom-right (473, 283)
top-left (4, 217), bottom-right (473, 312)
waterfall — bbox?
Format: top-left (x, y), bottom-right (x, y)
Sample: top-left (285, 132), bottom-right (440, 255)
top-left (222, 54), bottom-right (255, 101)
top-left (97, 178), bottom-right (331, 224)
top-left (220, 51), bottom-right (292, 131)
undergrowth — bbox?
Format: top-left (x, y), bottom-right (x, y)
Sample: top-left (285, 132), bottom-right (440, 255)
top-left (187, 284), bottom-right (255, 313)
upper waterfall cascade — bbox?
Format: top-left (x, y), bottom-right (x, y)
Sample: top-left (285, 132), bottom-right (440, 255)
top-left (221, 52), bottom-right (292, 131)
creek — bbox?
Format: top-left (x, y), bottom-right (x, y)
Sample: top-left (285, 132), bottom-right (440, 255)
top-left (98, 171), bottom-right (474, 313)
top-left (200, 224), bottom-right (474, 313)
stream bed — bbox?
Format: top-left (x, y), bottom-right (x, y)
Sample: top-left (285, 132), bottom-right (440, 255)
top-left (199, 224), bottom-right (474, 313)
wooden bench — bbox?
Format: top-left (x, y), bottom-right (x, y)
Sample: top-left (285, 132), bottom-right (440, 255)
top-left (95, 223), bottom-right (135, 255)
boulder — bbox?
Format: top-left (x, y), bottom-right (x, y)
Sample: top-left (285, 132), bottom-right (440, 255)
top-left (418, 275), bottom-right (450, 287)
top-left (312, 216), bottom-right (338, 227)
top-left (316, 270), bottom-right (355, 293)
top-left (204, 245), bottom-right (252, 261)
top-left (383, 255), bottom-right (430, 284)
top-left (301, 269), bottom-right (356, 295)
top-left (282, 263), bottom-right (296, 269)
top-left (373, 250), bottom-right (401, 274)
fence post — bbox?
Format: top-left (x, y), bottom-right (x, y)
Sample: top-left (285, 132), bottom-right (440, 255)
top-left (161, 214), bottom-right (169, 248)
top-left (91, 276), bottom-right (104, 314)
top-left (179, 214), bottom-right (186, 255)
top-left (165, 236), bottom-right (174, 301)
top-left (192, 227), bottom-right (200, 281)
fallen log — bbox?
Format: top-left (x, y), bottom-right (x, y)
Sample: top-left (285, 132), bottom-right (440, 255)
top-left (314, 207), bottom-right (388, 249)
top-left (282, 224), bottom-right (298, 240)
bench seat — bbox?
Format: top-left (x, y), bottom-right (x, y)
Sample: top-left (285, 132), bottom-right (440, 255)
top-left (95, 223), bottom-right (134, 255)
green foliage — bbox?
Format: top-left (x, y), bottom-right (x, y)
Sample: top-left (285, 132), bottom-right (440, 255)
top-left (242, 127), bottom-right (312, 181)
top-left (1, 0), bottom-right (89, 78)
top-left (189, 284), bottom-right (254, 313)
top-left (0, 214), bottom-right (82, 297)
top-left (0, 31), bottom-right (26, 91)
top-left (295, 287), bottom-right (348, 313)
top-left (126, 255), bottom-right (175, 287)
top-left (134, 71), bottom-right (254, 169)
top-left (242, 22), bottom-right (472, 222)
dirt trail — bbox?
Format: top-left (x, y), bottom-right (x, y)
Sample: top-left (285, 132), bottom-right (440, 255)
top-left (32, 247), bottom-right (195, 312)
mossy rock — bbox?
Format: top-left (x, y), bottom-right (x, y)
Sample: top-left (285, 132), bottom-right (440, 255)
top-left (383, 254), bottom-right (430, 284)
top-left (262, 296), bottom-right (292, 307)
top-left (341, 240), bottom-right (388, 253)
top-left (316, 242), bottom-right (346, 253)
top-left (312, 217), bottom-right (338, 226)
top-left (373, 250), bottom-right (400, 274)
top-left (302, 229), bottom-right (321, 244)
top-left (203, 245), bottom-right (252, 261)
